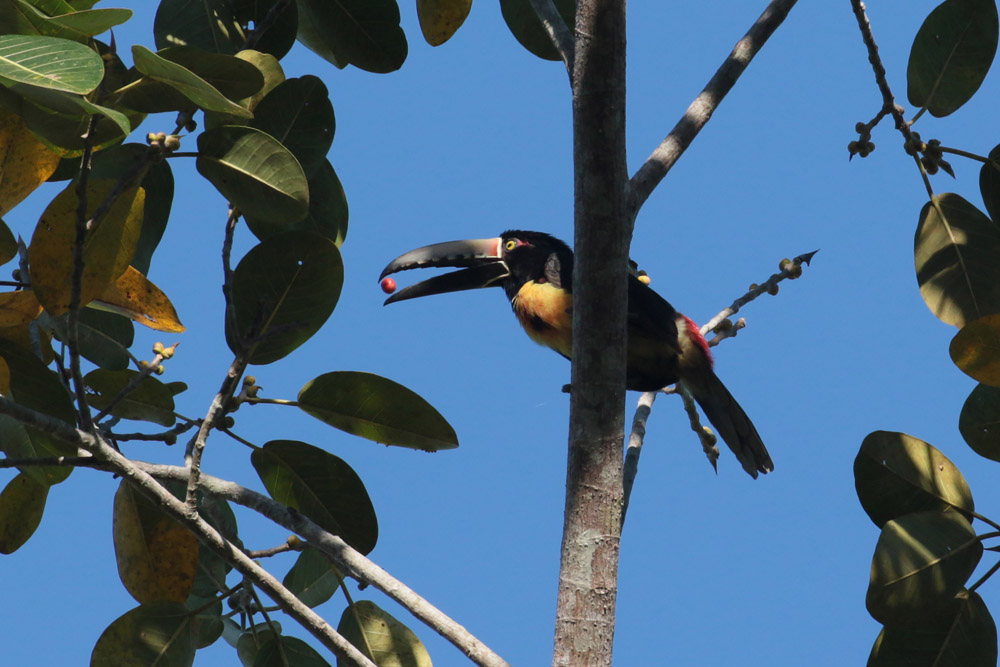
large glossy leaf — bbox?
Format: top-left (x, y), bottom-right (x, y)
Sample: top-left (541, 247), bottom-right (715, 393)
top-left (113, 481), bottom-right (199, 604)
top-left (0, 291), bottom-right (42, 327)
top-left (907, 0), bottom-right (998, 117)
top-left (154, 0), bottom-right (246, 54)
top-left (0, 84), bottom-right (136, 157)
top-left (0, 34), bottom-right (103, 93)
top-left (0, 337), bottom-right (76, 486)
top-left (0, 219), bottom-right (15, 265)
top-left (867, 511), bottom-right (983, 627)
top-left (951, 313), bottom-right (1000, 386)
top-left (131, 45), bottom-right (253, 117)
top-left (149, 46), bottom-right (266, 101)
top-left (0, 82), bottom-right (132, 137)
top-left (85, 143), bottom-right (174, 276)
top-left (297, 371), bottom-right (458, 451)
top-left (295, 0), bottom-right (407, 73)
top-left (28, 180), bottom-right (143, 315)
top-left (234, 0), bottom-right (298, 60)
top-left (254, 636), bottom-right (332, 667)
top-left (235, 625), bottom-right (281, 666)
top-left (338, 600), bottom-right (432, 667)
top-left (0, 472), bottom-right (47, 554)
top-left (0, 108), bottom-right (61, 215)
top-left (283, 547), bottom-right (340, 608)
top-left (960, 383), bottom-right (1000, 461)
top-left (417, 0), bottom-right (472, 46)
top-left (250, 75), bottom-right (334, 178)
top-left (197, 125), bottom-right (308, 223)
top-left (252, 439), bottom-right (378, 554)
top-left (85, 369), bottom-right (176, 426)
top-left (854, 431), bottom-right (974, 527)
top-left (869, 590), bottom-right (997, 667)
top-left (500, 0), bottom-right (575, 61)
top-left (48, 308), bottom-right (134, 371)
top-left (980, 143), bottom-right (1000, 223)
top-left (91, 602), bottom-right (198, 667)
top-left (914, 193), bottom-right (1000, 328)
top-left (246, 159), bottom-right (347, 246)
top-left (9, 3), bottom-right (132, 43)
top-left (97, 266), bottom-right (185, 333)
top-left (226, 231), bottom-right (341, 364)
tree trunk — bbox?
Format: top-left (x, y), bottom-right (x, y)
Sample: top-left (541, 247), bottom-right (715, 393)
top-left (552, 0), bottom-right (629, 665)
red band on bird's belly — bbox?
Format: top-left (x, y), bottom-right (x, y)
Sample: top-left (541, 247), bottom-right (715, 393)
top-left (683, 315), bottom-right (712, 367)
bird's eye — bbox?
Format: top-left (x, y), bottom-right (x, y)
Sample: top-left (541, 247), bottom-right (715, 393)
top-left (504, 239), bottom-right (518, 251)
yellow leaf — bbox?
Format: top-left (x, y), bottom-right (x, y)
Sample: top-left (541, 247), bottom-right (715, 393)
top-left (0, 291), bottom-right (42, 328)
top-left (28, 180), bottom-right (144, 315)
top-left (417, 0), bottom-right (473, 46)
top-left (113, 481), bottom-right (198, 604)
top-left (97, 266), bottom-right (185, 333)
top-left (0, 324), bottom-right (53, 364)
top-left (951, 313), bottom-right (1000, 386)
top-left (0, 110), bottom-right (61, 216)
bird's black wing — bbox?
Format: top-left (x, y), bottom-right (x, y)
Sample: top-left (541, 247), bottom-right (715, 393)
top-left (626, 275), bottom-right (680, 354)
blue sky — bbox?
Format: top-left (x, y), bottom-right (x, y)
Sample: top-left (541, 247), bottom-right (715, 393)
top-left (5, 0), bottom-right (998, 665)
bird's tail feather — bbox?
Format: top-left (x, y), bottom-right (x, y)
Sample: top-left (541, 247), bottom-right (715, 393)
top-left (683, 371), bottom-right (772, 479)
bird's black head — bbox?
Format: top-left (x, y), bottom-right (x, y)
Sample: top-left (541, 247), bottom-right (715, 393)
top-left (498, 230), bottom-right (573, 296)
top-left (378, 230), bottom-right (573, 305)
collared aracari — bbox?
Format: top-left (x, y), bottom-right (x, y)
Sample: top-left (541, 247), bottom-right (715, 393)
top-left (378, 230), bottom-right (773, 478)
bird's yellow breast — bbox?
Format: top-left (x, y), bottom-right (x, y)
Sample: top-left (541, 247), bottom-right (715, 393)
top-left (511, 280), bottom-right (573, 359)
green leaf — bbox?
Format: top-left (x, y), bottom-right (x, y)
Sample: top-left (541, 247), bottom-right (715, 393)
top-left (10, 3), bottom-right (132, 43)
top-left (500, 0), bottom-right (575, 61)
top-left (854, 431), bottom-right (974, 528)
top-left (0, 34), bottom-right (103, 93)
top-left (417, 0), bottom-right (472, 46)
top-left (338, 600), bottom-right (432, 667)
top-left (252, 440), bottom-right (378, 555)
top-left (234, 0), bottom-right (298, 60)
top-left (91, 602), bottom-right (198, 667)
top-left (914, 193), bottom-right (1000, 328)
top-left (148, 46), bottom-right (266, 101)
top-left (226, 231), bottom-right (341, 364)
top-left (113, 480), bottom-right (199, 604)
top-left (283, 547), bottom-right (340, 608)
top-left (0, 81), bottom-right (133, 137)
top-left (295, 0), bottom-right (407, 73)
top-left (254, 636), bottom-right (332, 667)
top-left (250, 75), bottom-right (334, 178)
top-left (247, 160), bottom-right (348, 246)
top-left (960, 383), bottom-right (1000, 461)
top-left (50, 307), bottom-right (134, 371)
top-left (154, 0), bottom-right (246, 54)
top-left (0, 219), bottom-right (15, 264)
top-left (235, 625), bottom-right (281, 666)
top-left (196, 125), bottom-right (308, 223)
top-left (867, 511), bottom-right (983, 627)
top-left (0, 472), bottom-right (47, 554)
top-left (131, 45), bottom-right (253, 117)
top-left (951, 313), bottom-right (1000, 386)
top-left (979, 143), bottom-right (1000, 223)
top-left (85, 369), bottom-right (176, 426)
top-left (0, 338), bottom-right (76, 485)
top-left (298, 371), bottom-right (459, 452)
top-left (907, 0), bottom-right (999, 117)
top-left (869, 590), bottom-right (997, 666)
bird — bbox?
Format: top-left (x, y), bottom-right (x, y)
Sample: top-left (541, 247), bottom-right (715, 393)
top-left (378, 230), bottom-right (772, 478)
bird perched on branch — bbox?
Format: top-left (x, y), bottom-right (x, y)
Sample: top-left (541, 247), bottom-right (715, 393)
top-left (379, 230), bottom-right (772, 478)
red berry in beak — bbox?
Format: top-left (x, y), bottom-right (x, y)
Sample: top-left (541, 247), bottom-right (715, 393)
top-left (381, 277), bottom-right (397, 294)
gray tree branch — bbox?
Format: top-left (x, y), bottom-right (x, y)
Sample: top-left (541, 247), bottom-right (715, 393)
top-left (629, 0), bottom-right (798, 221)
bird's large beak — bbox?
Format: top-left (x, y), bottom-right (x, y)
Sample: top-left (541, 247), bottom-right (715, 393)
top-left (379, 237), bottom-right (509, 305)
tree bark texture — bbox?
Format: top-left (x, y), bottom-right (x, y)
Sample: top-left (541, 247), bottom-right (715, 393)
top-left (553, 0), bottom-right (629, 665)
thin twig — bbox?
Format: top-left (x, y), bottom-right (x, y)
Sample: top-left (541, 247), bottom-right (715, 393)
top-left (0, 398), bottom-right (376, 667)
top-left (185, 355), bottom-right (248, 512)
top-left (621, 250), bottom-right (817, 520)
top-left (0, 399), bottom-right (510, 667)
top-left (94, 344), bottom-right (178, 423)
top-left (68, 115), bottom-right (101, 433)
top-left (528, 0), bottom-right (575, 74)
top-left (629, 0), bottom-right (798, 220)
top-left (247, 543), bottom-right (294, 559)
